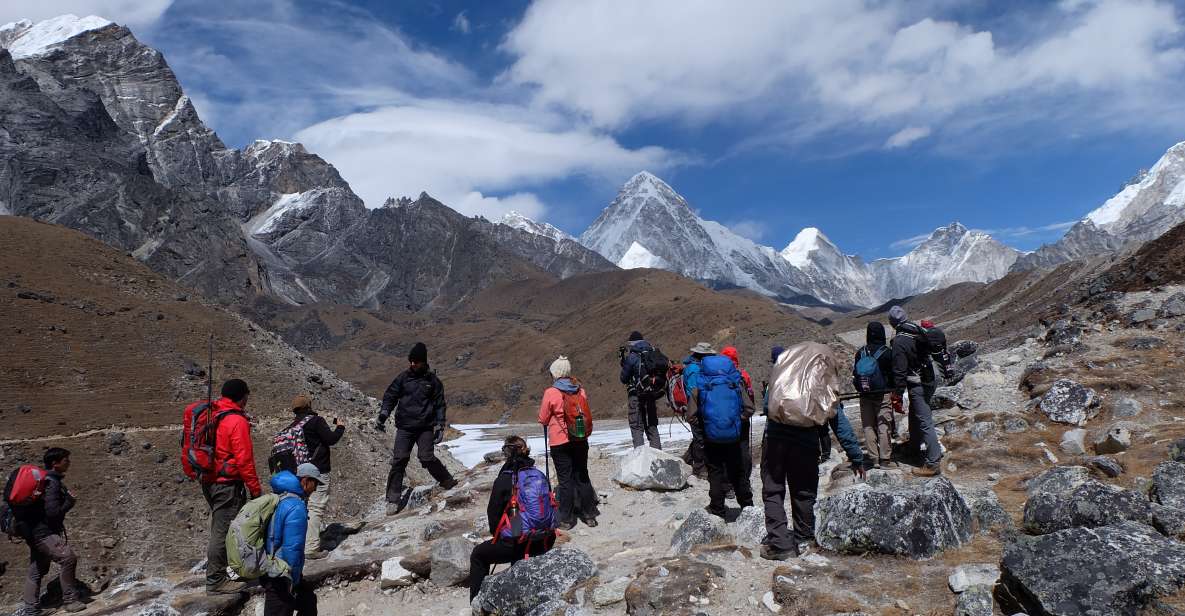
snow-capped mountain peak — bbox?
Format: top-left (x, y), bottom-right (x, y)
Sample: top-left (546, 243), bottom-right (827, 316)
top-left (0, 15), bottom-right (112, 59)
top-left (499, 210), bottom-right (575, 243)
top-left (1085, 140), bottom-right (1185, 230)
top-left (780, 227), bottom-right (838, 267)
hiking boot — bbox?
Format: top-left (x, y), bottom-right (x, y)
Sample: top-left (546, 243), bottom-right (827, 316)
top-left (704, 505), bottom-right (727, 519)
top-left (62, 601), bottom-right (87, 613)
top-left (558, 519), bottom-right (578, 531)
top-left (912, 464), bottom-right (941, 477)
top-left (879, 459), bottom-right (898, 469)
top-left (386, 487), bottom-right (413, 515)
top-left (581, 517), bottom-right (599, 528)
top-left (305, 549), bottom-right (330, 560)
top-left (206, 579), bottom-right (248, 595)
top-left (439, 478), bottom-right (459, 491)
top-left (760, 545), bottom-right (796, 561)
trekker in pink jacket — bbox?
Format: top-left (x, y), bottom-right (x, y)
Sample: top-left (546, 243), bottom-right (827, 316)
top-left (538, 356), bottom-right (600, 530)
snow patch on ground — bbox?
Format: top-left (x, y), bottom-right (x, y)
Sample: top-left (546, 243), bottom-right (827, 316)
top-left (1, 14), bottom-right (112, 59)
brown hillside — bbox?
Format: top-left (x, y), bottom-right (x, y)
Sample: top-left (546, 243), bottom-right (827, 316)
top-left (1098, 219), bottom-right (1185, 292)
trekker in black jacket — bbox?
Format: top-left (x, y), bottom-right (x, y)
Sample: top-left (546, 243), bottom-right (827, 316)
top-left (888, 306), bottom-right (942, 477)
top-left (467, 436), bottom-right (555, 602)
top-left (12, 448), bottom-right (85, 615)
top-left (377, 342), bottom-right (457, 514)
top-left (291, 394), bottom-right (344, 559)
top-left (853, 321), bottom-right (896, 467)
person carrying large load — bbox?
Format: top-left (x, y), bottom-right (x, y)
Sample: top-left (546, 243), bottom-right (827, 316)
top-left (688, 349), bottom-right (755, 518)
top-left (619, 331), bottom-right (668, 450)
top-left (678, 342), bottom-right (717, 478)
top-left (761, 343), bottom-right (864, 561)
top-left (888, 306), bottom-right (944, 477)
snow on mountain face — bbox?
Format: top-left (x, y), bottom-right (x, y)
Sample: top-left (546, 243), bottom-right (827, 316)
top-left (580, 173), bottom-right (1020, 307)
top-left (0, 15), bottom-right (112, 59)
top-left (500, 210), bottom-right (575, 243)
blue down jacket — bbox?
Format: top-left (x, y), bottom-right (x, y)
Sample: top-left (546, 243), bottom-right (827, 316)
top-left (266, 471), bottom-right (308, 583)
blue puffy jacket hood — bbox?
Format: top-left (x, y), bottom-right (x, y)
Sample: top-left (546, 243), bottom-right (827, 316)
top-left (270, 470), bottom-right (303, 497)
top-left (553, 377), bottom-right (581, 394)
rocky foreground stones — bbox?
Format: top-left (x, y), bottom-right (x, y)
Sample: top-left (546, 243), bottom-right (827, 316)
top-left (472, 548), bottom-right (596, 615)
top-left (613, 445), bottom-right (690, 491)
top-left (1001, 521), bottom-right (1185, 616)
top-left (815, 477), bottom-right (972, 558)
top-left (1023, 471), bottom-right (1153, 534)
top-left (1039, 379), bottom-right (1100, 426)
top-left (670, 508), bottom-right (729, 554)
top-left (624, 557), bottom-right (726, 616)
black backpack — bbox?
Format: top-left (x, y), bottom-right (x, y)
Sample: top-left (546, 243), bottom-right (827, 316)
top-left (635, 347), bottom-right (671, 399)
top-left (917, 323), bottom-right (956, 379)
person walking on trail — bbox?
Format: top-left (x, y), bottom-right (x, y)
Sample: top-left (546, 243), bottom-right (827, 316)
top-left (680, 343), bottom-right (716, 478)
top-left (468, 436), bottom-right (557, 603)
top-left (619, 331), bottom-right (665, 450)
top-left (852, 322), bottom-right (896, 468)
top-left (8, 448), bottom-right (84, 615)
top-left (377, 342), bottom-right (458, 515)
top-left (261, 464), bottom-right (324, 616)
top-left (888, 306), bottom-right (943, 477)
top-left (288, 395), bottom-right (344, 559)
top-left (538, 356), bottom-right (600, 530)
top-left (761, 344), bottom-right (864, 561)
top-left (182, 378), bottom-right (261, 595)
top-left (687, 350), bottom-right (755, 518)
top-left (720, 346), bottom-right (756, 483)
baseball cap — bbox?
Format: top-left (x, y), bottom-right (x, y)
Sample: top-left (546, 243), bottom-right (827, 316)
top-left (296, 463), bottom-right (324, 484)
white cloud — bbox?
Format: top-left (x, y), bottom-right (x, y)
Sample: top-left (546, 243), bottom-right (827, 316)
top-left (977, 221), bottom-right (1078, 239)
top-left (0, 0), bottom-right (173, 29)
top-left (503, 0), bottom-right (1185, 145)
top-left (885, 126), bottom-right (931, 149)
top-left (451, 11), bottom-right (470, 35)
top-left (890, 233), bottom-right (932, 251)
top-left (295, 100), bottom-right (676, 220)
top-left (726, 219), bottom-right (769, 242)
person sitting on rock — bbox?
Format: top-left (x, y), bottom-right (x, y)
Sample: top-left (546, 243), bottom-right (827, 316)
top-left (261, 464), bottom-right (324, 616)
top-left (377, 342), bottom-right (458, 514)
top-left (538, 356), bottom-right (599, 530)
top-left (468, 436), bottom-right (557, 602)
top-left (10, 447), bottom-right (85, 615)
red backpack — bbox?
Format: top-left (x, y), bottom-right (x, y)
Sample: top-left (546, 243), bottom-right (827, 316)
top-left (560, 390), bottom-right (593, 440)
top-left (181, 401), bottom-right (241, 482)
top-left (666, 365), bottom-right (689, 415)
top-left (4, 465), bottom-right (48, 506)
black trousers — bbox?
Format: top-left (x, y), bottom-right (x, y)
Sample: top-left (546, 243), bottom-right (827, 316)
top-left (469, 538), bottom-right (551, 601)
top-left (704, 440), bottom-right (753, 515)
top-left (683, 423), bottom-right (708, 478)
top-left (761, 433), bottom-right (820, 552)
top-left (385, 427), bottom-right (454, 503)
top-left (262, 576), bottom-right (317, 616)
top-left (551, 441), bottom-right (600, 524)
top-left (627, 394), bottom-right (662, 449)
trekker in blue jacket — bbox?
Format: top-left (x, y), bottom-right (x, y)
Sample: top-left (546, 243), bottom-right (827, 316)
top-left (263, 465), bottom-right (323, 616)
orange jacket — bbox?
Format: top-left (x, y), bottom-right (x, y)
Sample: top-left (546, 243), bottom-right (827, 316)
top-left (538, 383), bottom-right (589, 448)
top-left (183, 397), bottom-right (262, 497)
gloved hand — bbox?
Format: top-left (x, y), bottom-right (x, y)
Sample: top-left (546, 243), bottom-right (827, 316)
top-left (852, 463), bottom-right (867, 481)
top-left (433, 426), bottom-right (445, 445)
top-left (374, 417), bottom-right (387, 432)
top-left (890, 392), bottom-right (904, 414)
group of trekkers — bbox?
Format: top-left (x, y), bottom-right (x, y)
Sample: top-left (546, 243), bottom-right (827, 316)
top-left (1, 303), bottom-right (951, 615)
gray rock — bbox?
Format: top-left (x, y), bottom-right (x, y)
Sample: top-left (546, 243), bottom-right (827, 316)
top-left (1111, 397), bottom-right (1143, 418)
top-left (1093, 426), bottom-right (1131, 454)
top-left (524, 599), bottom-right (582, 616)
top-left (969, 421), bottom-right (997, 442)
top-left (949, 564), bottom-right (1000, 593)
top-left (625, 557), bottom-right (726, 616)
top-left (1129, 308), bottom-right (1157, 325)
top-left (106, 431), bottom-right (129, 455)
top-left (1004, 417), bottom-right (1030, 434)
top-left (1159, 292), bottom-right (1185, 318)
top-left (815, 477), bottom-right (972, 558)
top-left (1059, 429), bottom-right (1087, 455)
top-left (429, 536), bottom-right (471, 587)
top-left (1152, 462), bottom-right (1185, 510)
top-left (421, 520), bottom-right (446, 541)
top-left (613, 446), bottom-right (690, 491)
top-left (136, 604), bottom-right (180, 616)
top-left (380, 558), bottom-right (415, 589)
top-left (1024, 466), bottom-right (1091, 497)
top-left (951, 340), bottom-right (979, 358)
top-left (931, 386), bottom-right (961, 410)
top-left (1085, 456), bottom-right (1124, 478)
top-left (1123, 336), bottom-right (1165, 350)
top-left (958, 486), bottom-right (1013, 535)
top-left (671, 508), bottom-right (729, 554)
top-left (474, 548), bottom-right (597, 616)
top-left (1024, 478), bottom-right (1153, 534)
top-left (406, 485), bottom-right (435, 511)
top-left (1172, 438), bottom-right (1185, 464)
top-left (1001, 521), bottom-right (1185, 616)
top-left (1043, 320), bottom-right (1082, 347)
top-left (728, 506), bottom-right (765, 547)
top-left (1039, 380), bottom-right (1100, 426)
top-left (955, 585), bottom-right (994, 616)
top-left (483, 450), bottom-right (506, 465)
top-left (592, 576), bottom-right (631, 607)
top-left (864, 469), bottom-right (905, 487)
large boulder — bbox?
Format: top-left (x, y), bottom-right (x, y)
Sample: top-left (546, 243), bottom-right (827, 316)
top-left (380, 558), bottom-right (415, 589)
top-left (957, 486), bottom-right (1013, 535)
top-left (1024, 466), bottom-right (1090, 497)
top-left (1044, 320), bottom-right (1082, 347)
top-left (624, 557), bottom-right (726, 616)
top-left (814, 477), bottom-right (972, 558)
top-left (1024, 478), bottom-right (1153, 534)
top-left (613, 446), bottom-right (690, 491)
top-left (1160, 292), bottom-right (1185, 318)
top-left (1038, 380), bottom-right (1100, 426)
top-left (954, 586), bottom-right (994, 616)
top-left (728, 505), bottom-right (765, 547)
top-left (472, 548), bottom-right (597, 616)
top-left (1153, 462), bottom-right (1185, 510)
top-left (429, 536), bottom-right (472, 587)
top-left (670, 508), bottom-right (729, 554)
top-left (1001, 522), bottom-right (1185, 616)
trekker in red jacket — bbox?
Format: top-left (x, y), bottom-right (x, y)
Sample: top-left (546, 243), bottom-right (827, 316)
top-left (182, 378), bottom-right (261, 595)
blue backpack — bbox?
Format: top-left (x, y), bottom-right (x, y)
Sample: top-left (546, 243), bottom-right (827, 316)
top-left (495, 466), bottom-right (557, 553)
top-left (697, 355), bottom-right (744, 443)
top-left (853, 346), bottom-right (888, 393)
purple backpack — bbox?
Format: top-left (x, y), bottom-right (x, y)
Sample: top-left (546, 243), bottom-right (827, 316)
top-left (494, 467), bottom-right (557, 549)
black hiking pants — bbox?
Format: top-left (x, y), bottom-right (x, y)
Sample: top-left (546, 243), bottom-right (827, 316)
top-left (386, 427), bottom-right (455, 502)
top-left (683, 422), bottom-right (708, 478)
top-left (627, 394), bottom-right (662, 449)
top-left (262, 576), bottom-right (317, 616)
top-left (704, 440), bottom-right (753, 516)
top-left (469, 537), bottom-right (552, 601)
top-left (761, 432), bottom-right (820, 553)
top-left (551, 441), bottom-right (600, 525)
top-left (202, 481), bottom-right (247, 587)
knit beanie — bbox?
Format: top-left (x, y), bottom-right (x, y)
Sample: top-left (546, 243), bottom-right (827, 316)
top-left (628, 331), bottom-right (644, 342)
top-left (408, 342), bottom-right (428, 363)
top-left (888, 306), bottom-right (908, 328)
top-left (220, 378), bottom-right (250, 402)
top-left (549, 355), bottom-right (572, 380)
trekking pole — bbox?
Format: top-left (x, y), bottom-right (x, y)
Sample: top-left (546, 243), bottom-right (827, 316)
top-left (206, 333), bottom-right (214, 406)
top-left (543, 425), bottom-right (551, 484)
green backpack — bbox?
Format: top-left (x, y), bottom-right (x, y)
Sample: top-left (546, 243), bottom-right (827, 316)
top-left (225, 493), bottom-right (295, 580)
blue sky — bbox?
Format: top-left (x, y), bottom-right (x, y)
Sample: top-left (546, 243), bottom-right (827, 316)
top-left (4, 0), bottom-right (1185, 258)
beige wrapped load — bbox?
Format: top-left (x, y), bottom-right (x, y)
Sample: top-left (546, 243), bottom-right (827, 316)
top-left (767, 342), bottom-right (843, 427)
